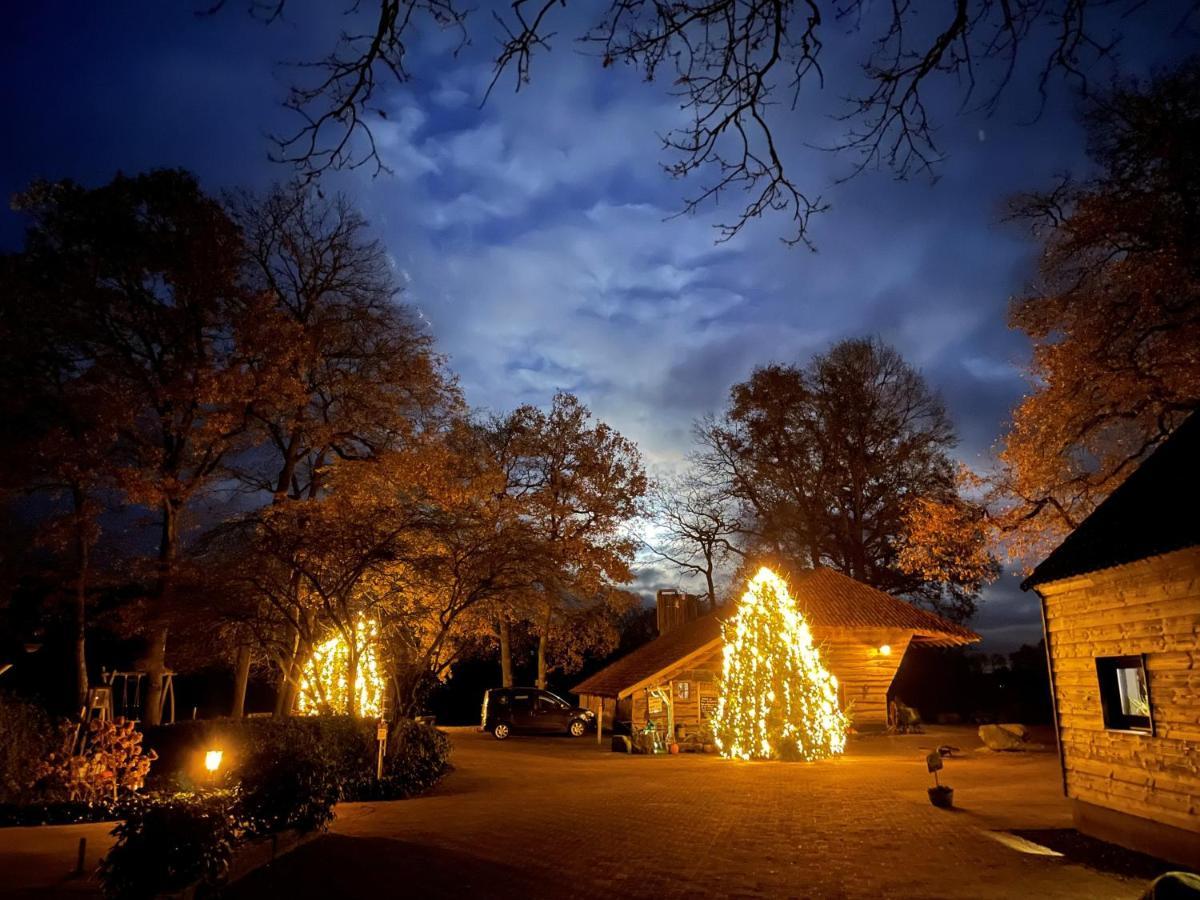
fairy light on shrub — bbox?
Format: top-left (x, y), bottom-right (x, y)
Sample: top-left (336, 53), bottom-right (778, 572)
top-left (712, 567), bottom-right (849, 761)
top-left (297, 616), bottom-right (385, 718)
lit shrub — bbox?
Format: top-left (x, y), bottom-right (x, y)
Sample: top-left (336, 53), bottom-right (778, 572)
top-left (34, 719), bottom-right (156, 803)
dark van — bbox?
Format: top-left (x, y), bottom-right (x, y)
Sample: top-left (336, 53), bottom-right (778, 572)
top-left (481, 688), bottom-right (595, 740)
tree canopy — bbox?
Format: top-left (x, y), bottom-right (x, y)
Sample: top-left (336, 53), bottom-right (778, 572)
top-left (224, 0), bottom-right (1196, 244)
top-left (981, 60), bottom-right (1200, 563)
top-left (681, 337), bottom-right (993, 622)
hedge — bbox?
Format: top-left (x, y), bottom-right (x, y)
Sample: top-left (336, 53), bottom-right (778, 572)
top-left (99, 792), bottom-right (237, 900)
top-left (99, 717), bottom-right (451, 899)
top-left (139, 715), bottom-right (450, 801)
top-left (0, 693), bottom-right (55, 805)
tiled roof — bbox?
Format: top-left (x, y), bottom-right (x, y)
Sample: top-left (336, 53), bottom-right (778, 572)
top-left (791, 568), bottom-right (979, 644)
top-left (572, 567), bottom-right (979, 697)
top-left (571, 608), bottom-right (724, 698)
top-left (1023, 411), bottom-right (1200, 590)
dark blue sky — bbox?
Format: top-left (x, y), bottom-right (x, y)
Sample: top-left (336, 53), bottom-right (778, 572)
top-left (1, 2), bottom-right (1188, 650)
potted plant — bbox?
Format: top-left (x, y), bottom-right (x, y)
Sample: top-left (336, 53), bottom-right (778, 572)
top-left (925, 751), bottom-right (953, 808)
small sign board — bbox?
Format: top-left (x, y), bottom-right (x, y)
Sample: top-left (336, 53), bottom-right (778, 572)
top-left (648, 695), bottom-right (663, 714)
top-left (377, 721), bottom-right (389, 742)
top-left (699, 695), bottom-right (718, 720)
top-left (925, 751), bottom-right (943, 774)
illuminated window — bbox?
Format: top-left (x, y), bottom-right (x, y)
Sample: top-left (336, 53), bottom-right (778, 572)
top-left (675, 681), bottom-right (691, 700)
top-left (1095, 655), bottom-right (1153, 734)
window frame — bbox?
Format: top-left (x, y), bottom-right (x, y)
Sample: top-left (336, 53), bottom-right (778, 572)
top-left (1094, 654), bottom-right (1154, 735)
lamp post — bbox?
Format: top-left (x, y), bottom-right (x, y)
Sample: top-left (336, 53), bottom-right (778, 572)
top-left (204, 749), bottom-right (223, 786)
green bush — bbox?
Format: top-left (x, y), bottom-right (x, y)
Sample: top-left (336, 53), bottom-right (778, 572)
top-left (374, 718), bottom-right (452, 800)
top-left (0, 693), bottom-right (55, 804)
top-left (99, 792), bottom-right (237, 900)
top-left (234, 729), bottom-right (339, 836)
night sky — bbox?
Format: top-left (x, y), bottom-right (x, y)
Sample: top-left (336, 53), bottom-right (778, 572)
top-left (1, 3), bottom-right (1188, 651)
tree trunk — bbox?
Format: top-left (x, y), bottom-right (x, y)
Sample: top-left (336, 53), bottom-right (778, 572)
top-left (347, 641), bottom-right (359, 717)
top-left (141, 626), bottom-right (169, 725)
top-left (143, 498), bottom-right (179, 726)
top-left (280, 633), bottom-right (307, 716)
top-left (536, 606), bottom-right (552, 690)
top-left (274, 623), bottom-right (299, 716)
top-left (498, 618), bottom-right (513, 688)
top-left (71, 486), bottom-right (91, 711)
top-left (279, 605), bottom-right (314, 716)
top-left (230, 644), bottom-right (251, 718)
top-left (703, 554), bottom-right (716, 611)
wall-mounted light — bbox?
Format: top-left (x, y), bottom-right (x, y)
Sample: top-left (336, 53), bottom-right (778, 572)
top-left (878, 644), bottom-right (892, 656)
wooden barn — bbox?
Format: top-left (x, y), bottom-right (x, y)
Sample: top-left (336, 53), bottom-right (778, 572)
top-left (1023, 412), bottom-right (1200, 867)
top-left (573, 568), bottom-right (978, 736)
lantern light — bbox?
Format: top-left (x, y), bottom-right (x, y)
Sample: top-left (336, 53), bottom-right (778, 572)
top-left (204, 750), bottom-right (223, 773)
top-left (878, 644), bottom-right (892, 656)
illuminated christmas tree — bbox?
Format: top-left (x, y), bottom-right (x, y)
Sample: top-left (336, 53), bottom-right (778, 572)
top-left (712, 567), bottom-right (849, 761)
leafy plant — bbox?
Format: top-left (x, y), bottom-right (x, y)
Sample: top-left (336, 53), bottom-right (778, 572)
top-left (99, 792), bottom-right (237, 900)
top-left (34, 718), bottom-right (156, 803)
top-left (234, 731), bottom-right (339, 836)
top-left (375, 718), bottom-right (451, 800)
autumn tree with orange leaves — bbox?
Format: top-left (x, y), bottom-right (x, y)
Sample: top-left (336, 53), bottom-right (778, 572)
top-left (692, 339), bottom-right (994, 623)
top-left (976, 61), bottom-right (1200, 565)
top-left (492, 394), bottom-right (647, 689)
top-left (2, 171), bottom-right (266, 724)
top-left (224, 183), bottom-right (460, 716)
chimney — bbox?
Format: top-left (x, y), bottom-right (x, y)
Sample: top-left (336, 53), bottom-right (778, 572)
top-left (656, 589), bottom-right (701, 635)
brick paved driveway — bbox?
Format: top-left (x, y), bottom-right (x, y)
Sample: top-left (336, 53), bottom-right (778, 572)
top-left (231, 726), bottom-right (1142, 899)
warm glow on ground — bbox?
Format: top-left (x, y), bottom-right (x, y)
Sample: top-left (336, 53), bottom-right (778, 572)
top-left (712, 567), bottom-right (849, 761)
top-left (297, 616), bottom-right (385, 717)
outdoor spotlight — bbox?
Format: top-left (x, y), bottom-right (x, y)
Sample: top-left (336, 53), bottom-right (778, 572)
top-left (204, 749), bottom-right (223, 773)
top-left (878, 644), bottom-right (892, 656)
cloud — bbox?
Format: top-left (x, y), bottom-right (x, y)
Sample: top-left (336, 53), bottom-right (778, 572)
top-left (4, 1), bottom-right (1151, 650)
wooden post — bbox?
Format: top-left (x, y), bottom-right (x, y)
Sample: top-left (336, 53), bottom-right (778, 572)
top-left (376, 720), bottom-right (388, 781)
top-left (596, 699), bottom-right (604, 746)
top-left (74, 838), bottom-right (87, 877)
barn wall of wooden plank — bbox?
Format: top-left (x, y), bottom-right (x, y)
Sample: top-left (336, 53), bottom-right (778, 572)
top-left (617, 627), bottom-right (912, 734)
top-left (819, 628), bottom-right (912, 729)
top-left (1037, 545), bottom-right (1200, 865)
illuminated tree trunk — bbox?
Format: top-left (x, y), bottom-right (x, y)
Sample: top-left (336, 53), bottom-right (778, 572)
top-left (274, 623), bottom-right (299, 716)
top-left (280, 614), bottom-right (312, 716)
top-left (346, 639), bottom-right (360, 718)
top-left (498, 618), bottom-right (513, 688)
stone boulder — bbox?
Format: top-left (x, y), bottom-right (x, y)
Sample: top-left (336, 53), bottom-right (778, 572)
top-left (978, 723), bottom-right (1029, 751)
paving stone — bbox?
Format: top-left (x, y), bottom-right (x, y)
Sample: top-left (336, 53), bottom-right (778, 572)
top-left (228, 725), bottom-right (1142, 899)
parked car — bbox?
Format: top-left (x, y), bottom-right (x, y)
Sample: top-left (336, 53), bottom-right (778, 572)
top-left (481, 688), bottom-right (595, 739)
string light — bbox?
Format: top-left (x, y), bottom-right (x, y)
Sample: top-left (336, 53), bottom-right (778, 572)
top-left (712, 567), bottom-right (849, 761)
top-left (297, 616), bottom-right (385, 718)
